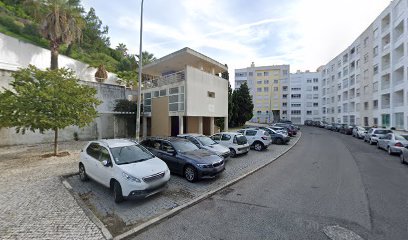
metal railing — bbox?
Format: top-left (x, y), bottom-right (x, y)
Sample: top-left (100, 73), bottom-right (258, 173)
top-left (142, 70), bottom-right (185, 90)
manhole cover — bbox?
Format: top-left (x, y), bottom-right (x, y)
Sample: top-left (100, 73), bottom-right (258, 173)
top-left (323, 225), bottom-right (364, 240)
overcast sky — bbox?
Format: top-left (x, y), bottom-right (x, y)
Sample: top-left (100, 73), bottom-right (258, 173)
top-left (82, 0), bottom-right (391, 85)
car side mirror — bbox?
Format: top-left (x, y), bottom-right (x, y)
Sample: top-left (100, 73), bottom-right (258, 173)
top-left (102, 160), bottom-right (111, 167)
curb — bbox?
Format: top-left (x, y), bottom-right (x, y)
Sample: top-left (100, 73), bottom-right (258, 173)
top-left (60, 176), bottom-right (113, 240)
top-left (114, 131), bottom-right (302, 240)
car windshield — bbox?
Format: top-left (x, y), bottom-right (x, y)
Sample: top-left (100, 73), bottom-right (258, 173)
top-left (236, 135), bottom-right (247, 144)
top-left (110, 144), bottom-right (154, 165)
top-left (375, 130), bottom-right (392, 134)
top-left (172, 141), bottom-right (199, 153)
top-left (196, 136), bottom-right (217, 146)
top-left (396, 135), bottom-right (408, 141)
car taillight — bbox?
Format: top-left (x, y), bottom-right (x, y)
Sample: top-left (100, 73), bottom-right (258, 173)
top-left (395, 142), bottom-right (403, 147)
top-left (261, 136), bottom-right (268, 140)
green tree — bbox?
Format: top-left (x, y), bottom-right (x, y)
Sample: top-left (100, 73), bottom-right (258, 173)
top-left (0, 66), bottom-right (101, 156)
top-left (231, 82), bottom-right (253, 127)
top-left (27, 0), bottom-right (85, 69)
top-left (137, 51), bottom-right (156, 66)
top-left (115, 43), bottom-right (128, 57)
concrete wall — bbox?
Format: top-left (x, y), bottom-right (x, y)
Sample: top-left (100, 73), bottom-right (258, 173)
top-left (187, 116), bottom-right (199, 133)
top-left (151, 97), bottom-right (170, 136)
top-left (185, 66), bottom-right (228, 117)
top-left (0, 33), bottom-right (118, 84)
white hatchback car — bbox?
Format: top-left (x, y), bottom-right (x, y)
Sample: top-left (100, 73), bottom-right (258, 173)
top-left (79, 139), bottom-right (170, 203)
top-left (210, 132), bottom-right (250, 157)
top-left (238, 128), bottom-right (272, 151)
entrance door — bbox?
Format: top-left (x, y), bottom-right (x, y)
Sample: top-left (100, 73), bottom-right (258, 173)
top-left (171, 116), bottom-right (179, 136)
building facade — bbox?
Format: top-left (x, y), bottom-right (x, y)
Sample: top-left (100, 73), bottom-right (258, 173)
top-left (235, 63), bottom-right (290, 123)
top-left (289, 71), bottom-right (321, 124)
top-left (320, 0), bottom-right (408, 130)
top-left (141, 47), bottom-right (228, 137)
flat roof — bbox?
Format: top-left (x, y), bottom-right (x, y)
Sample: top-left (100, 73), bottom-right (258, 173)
top-left (143, 47), bottom-right (227, 76)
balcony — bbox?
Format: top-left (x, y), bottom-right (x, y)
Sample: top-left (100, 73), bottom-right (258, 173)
top-left (393, 90), bottom-right (404, 107)
top-left (381, 73), bottom-right (391, 90)
top-left (382, 33), bottom-right (391, 52)
top-left (381, 93), bottom-right (390, 109)
top-left (381, 53), bottom-right (391, 71)
top-left (393, 66), bottom-right (404, 87)
top-left (143, 70), bottom-right (185, 90)
top-left (381, 14), bottom-right (390, 34)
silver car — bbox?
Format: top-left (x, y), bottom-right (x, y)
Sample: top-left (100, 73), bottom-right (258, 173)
top-left (377, 133), bottom-right (408, 155)
top-left (352, 126), bottom-right (368, 139)
top-left (400, 146), bottom-right (408, 164)
top-left (178, 134), bottom-right (231, 159)
top-left (364, 128), bottom-right (393, 145)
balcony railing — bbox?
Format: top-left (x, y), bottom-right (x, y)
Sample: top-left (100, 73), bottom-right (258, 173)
top-left (142, 70), bottom-right (185, 90)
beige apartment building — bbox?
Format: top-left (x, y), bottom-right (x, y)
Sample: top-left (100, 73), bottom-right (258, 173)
top-left (141, 47), bottom-right (229, 137)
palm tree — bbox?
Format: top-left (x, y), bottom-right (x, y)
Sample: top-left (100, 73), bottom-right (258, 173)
top-left (137, 51), bottom-right (156, 66)
top-left (27, 0), bottom-right (84, 69)
top-left (115, 43), bottom-right (128, 57)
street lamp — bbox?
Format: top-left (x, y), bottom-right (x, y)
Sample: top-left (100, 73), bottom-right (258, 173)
top-left (135, 0), bottom-right (144, 141)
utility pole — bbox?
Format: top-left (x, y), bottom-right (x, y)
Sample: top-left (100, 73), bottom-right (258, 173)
top-left (135, 0), bottom-right (144, 141)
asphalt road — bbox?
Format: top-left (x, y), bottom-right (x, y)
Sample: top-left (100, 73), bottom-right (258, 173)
top-left (132, 126), bottom-right (408, 240)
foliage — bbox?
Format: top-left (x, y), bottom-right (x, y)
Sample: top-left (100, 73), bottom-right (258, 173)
top-left (0, 65), bottom-right (101, 155)
top-left (113, 99), bottom-right (137, 113)
top-left (230, 82), bottom-right (253, 127)
top-left (116, 71), bottom-right (138, 87)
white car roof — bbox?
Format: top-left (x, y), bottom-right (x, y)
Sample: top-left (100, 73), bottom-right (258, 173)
top-left (94, 139), bottom-right (136, 148)
top-left (217, 132), bottom-right (243, 136)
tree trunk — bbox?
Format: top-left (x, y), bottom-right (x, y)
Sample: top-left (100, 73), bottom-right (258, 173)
top-left (54, 128), bottom-right (58, 156)
top-left (50, 42), bottom-right (59, 70)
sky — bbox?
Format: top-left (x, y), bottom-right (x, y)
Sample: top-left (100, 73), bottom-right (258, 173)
top-left (82, 0), bottom-right (391, 86)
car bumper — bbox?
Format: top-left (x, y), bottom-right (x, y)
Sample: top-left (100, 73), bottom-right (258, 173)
top-left (390, 146), bottom-right (404, 153)
top-left (371, 137), bottom-right (379, 143)
top-left (126, 182), bottom-right (168, 199)
top-left (198, 165), bottom-right (225, 179)
top-left (236, 145), bottom-right (250, 154)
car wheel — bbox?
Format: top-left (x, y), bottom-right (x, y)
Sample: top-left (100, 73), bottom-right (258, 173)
top-left (184, 165), bottom-right (198, 182)
top-left (276, 138), bottom-right (283, 145)
top-left (113, 181), bottom-right (124, 203)
top-left (253, 142), bottom-right (264, 151)
top-left (369, 139), bottom-right (373, 145)
top-left (387, 147), bottom-right (393, 155)
top-left (400, 153), bottom-right (406, 164)
top-left (79, 164), bottom-right (89, 181)
top-left (229, 148), bottom-right (236, 158)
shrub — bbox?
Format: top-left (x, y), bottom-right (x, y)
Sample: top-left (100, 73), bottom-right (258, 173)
top-left (0, 14), bottom-right (23, 34)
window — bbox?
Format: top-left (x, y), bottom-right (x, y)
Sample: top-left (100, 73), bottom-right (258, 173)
top-left (282, 102), bottom-right (287, 107)
top-left (208, 91), bottom-right (215, 98)
top-left (307, 79), bottom-right (312, 83)
top-left (221, 134), bottom-right (231, 141)
top-left (249, 72), bottom-right (253, 76)
top-left (86, 143), bottom-right (100, 159)
top-left (364, 54), bottom-right (368, 63)
top-left (282, 70), bottom-right (288, 76)
top-left (257, 72), bottom-right (262, 76)
top-left (99, 147), bottom-right (111, 162)
top-left (363, 37), bottom-right (369, 47)
top-left (373, 28), bottom-right (379, 39)
top-left (264, 72), bottom-right (269, 76)
top-left (211, 134), bottom-right (221, 141)
top-left (307, 102), bottom-right (313, 107)
top-left (257, 88), bottom-right (262, 92)
top-left (291, 103), bottom-right (301, 107)
top-left (283, 94), bottom-right (288, 99)
top-left (373, 46), bottom-right (379, 56)
top-left (257, 80), bottom-right (262, 84)
top-left (282, 86), bottom-right (288, 91)
top-left (291, 110), bottom-right (301, 115)
top-left (245, 130), bottom-right (257, 136)
top-left (264, 80), bottom-right (269, 84)
top-left (274, 80), bottom-right (278, 84)
top-left (306, 111), bottom-right (312, 115)
top-left (160, 89), bottom-right (167, 96)
top-left (373, 100), bottom-right (378, 109)
top-left (373, 64), bottom-right (378, 75)
top-left (274, 87), bottom-right (278, 92)
top-left (264, 87), bottom-right (269, 92)
top-left (291, 94), bottom-right (301, 99)
top-left (307, 86), bottom-right (312, 91)
top-left (313, 102), bottom-right (318, 107)
top-left (373, 82), bottom-right (378, 92)
top-left (313, 78), bottom-right (318, 83)
top-left (291, 87), bottom-right (301, 91)
top-left (364, 102), bottom-right (369, 110)
top-left (313, 86), bottom-right (318, 91)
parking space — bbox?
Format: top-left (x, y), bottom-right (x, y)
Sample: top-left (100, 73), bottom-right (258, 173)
top-left (65, 133), bottom-right (300, 236)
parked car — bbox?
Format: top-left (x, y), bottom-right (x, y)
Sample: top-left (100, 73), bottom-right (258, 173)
top-left (269, 126), bottom-right (288, 135)
top-left (364, 128), bottom-right (393, 145)
top-left (79, 139), bottom-right (170, 203)
top-left (326, 123), bottom-right (336, 130)
top-left (272, 123), bottom-right (298, 136)
top-left (400, 145), bottom-right (408, 164)
top-left (259, 127), bottom-right (290, 144)
top-left (177, 134), bottom-right (230, 160)
top-left (210, 132), bottom-right (250, 157)
top-left (339, 125), bottom-right (354, 135)
top-left (377, 133), bottom-right (408, 155)
top-left (352, 126), bottom-right (368, 139)
top-left (140, 137), bottom-right (225, 182)
top-left (237, 128), bottom-right (272, 151)
top-left (279, 119), bottom-right (293, 124)
top-left (304, 120), bottom-right (313, 126)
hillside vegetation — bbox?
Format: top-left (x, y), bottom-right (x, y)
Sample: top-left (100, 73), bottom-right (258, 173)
top-left (0, 0), bottom-right (153, 82)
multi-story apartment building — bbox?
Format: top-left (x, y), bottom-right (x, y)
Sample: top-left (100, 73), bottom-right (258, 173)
top-left (235, 63), bottom-right (290, 123)
top-left (289, 71), bottom-right (321, 124)
top-left (320, 0), bottom-right (407, 130)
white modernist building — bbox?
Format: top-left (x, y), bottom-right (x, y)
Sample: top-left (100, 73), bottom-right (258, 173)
top-left (320, 0), bottom-right (408, 130)
top-left (289, 71), bottom-right (321, 124)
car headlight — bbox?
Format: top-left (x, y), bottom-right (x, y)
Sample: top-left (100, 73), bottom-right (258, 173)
top-left (122, 172), bottom-right (141, 183)
top-left (197, 163), bottom-right (213, 168)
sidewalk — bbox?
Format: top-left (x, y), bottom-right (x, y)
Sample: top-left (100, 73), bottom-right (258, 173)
top-left (0, 141), bottom-right (105, 239)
